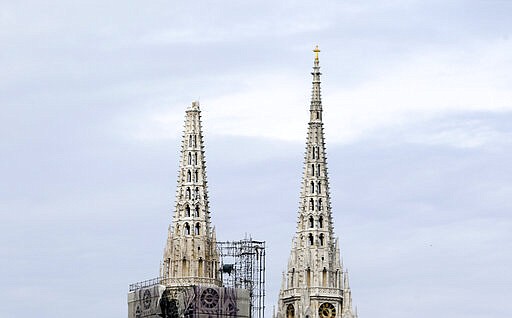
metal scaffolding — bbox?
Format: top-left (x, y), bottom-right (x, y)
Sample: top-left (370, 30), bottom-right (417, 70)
top-left (217, 239), bottom-right (266, 318)
top-left (128, 238), bottom-right (266, 318)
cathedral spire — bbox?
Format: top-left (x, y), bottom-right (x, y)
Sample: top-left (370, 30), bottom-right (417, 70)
top-left (161, 101), bottom-right (220, 286)
top-left (295, 46), bottom-right (335, 247)
top-left (275, 47), bottom-right (357, 318)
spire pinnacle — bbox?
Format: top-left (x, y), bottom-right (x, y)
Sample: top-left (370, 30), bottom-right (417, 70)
top-left (313, 45), bottom-right (320, 61)
top-left (344, 270), bottom-right (351, 289)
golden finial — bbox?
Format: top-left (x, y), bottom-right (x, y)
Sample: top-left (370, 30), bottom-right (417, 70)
top-left (313, 45), bottom-right (320, 60)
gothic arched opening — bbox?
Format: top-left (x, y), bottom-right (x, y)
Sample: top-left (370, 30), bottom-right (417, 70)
top-left (286, 304), bottom-right (295, 318)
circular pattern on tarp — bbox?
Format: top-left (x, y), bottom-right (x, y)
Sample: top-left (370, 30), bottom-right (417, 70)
top-left (200, 288), bottom-right (219, 308)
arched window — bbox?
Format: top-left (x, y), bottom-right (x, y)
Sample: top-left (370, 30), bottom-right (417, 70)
top-left (309, 199), bottom-right (314, 210)
top-left (317, 164), bottom-right (320, 176)
top-left (319, 234), bottom-right (325, 246)
top-left (316, 111), bottom-right (320, 119)
top-left (319, 215), bottom-right (324, 228)
top-left (318, 199), bottom-right (323, 211)
top-left (308, 233), bottom-right (314, 246)
top-left (322, 268), bottom-right (327, 287)
top-left (286, 304), bottom-right (295, 318)
top-left (195, 206), bottom-right (200, 217)
top-left (194, 153), bottom-right (198, 165)
top-left (317, 181), bottom-right (321, 194)
top-left (187, 170), bottom-right (191, 182)
top-left (188, 135), bottom-right (193, 147)
top-left (186, 187), bottom-right (191, 200)
top-left (184, 223), bottom-right (190, 235)
top-left (195, 223), bottom-right (200, 235)
top-left (310, 181), bottom-right (315, 193)
top-left (311, 164), bottom-right (315, 176)
top-left (309, 216), bottom-right (314, 228)
top-left (185, 205), bottom-right (191, 217)
top-left (188, 152), bottom-right (192, 165)
top-left (193, 135), bottom-right (197, 147)
top-left (194, 170), bottom-right (198, 182)
top-left (312, 148), bottom-right (316, 159)
top-left (195, 187), bottom-right (200, 199)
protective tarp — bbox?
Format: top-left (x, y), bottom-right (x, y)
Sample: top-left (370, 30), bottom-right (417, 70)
top-left (128, 285), bottom-right (250, 318)
top-left (128, 285), bottom-right (166, 318)
top-left (179, 286), bottom-right (250, 318)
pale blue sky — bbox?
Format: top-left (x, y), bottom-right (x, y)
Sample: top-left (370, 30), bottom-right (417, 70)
top-left (1, 1), bottom-right (511, 317)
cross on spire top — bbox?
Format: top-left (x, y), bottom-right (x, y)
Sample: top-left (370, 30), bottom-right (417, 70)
top-left (314, 45), bottom-right (320, 61)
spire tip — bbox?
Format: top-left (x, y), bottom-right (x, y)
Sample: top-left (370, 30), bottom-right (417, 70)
top-left (313, 45), bottom-right (320, 60)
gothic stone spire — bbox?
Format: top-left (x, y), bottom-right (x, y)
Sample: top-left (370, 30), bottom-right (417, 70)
top-left (275, 48), bottom-right (355, 318)
top-left (161, 101), bottom-right (221, 287)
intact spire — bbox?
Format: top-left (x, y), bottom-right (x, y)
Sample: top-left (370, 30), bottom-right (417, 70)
top-left (295, 45), bottom-right (334, 246)
top-left (275, 47), bottom-right (358, 318)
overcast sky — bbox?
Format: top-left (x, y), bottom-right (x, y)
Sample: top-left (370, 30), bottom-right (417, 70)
top-left (1, 1), bottom-right (511, 317)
